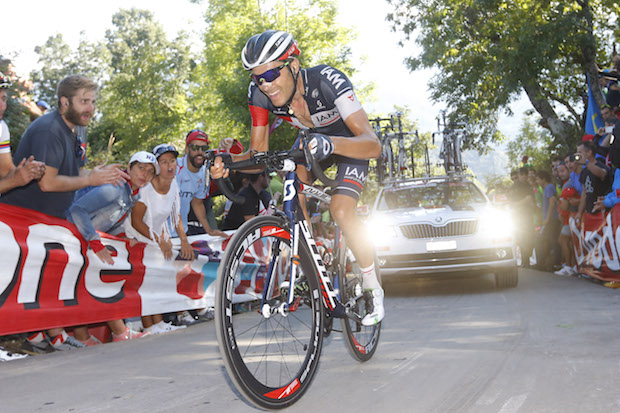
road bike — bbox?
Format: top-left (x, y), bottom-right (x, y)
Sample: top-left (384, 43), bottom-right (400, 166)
top-left (433, 110), bottom-right (468, 174)
top-left (372, 113), bottom-right (419, 184)
top-left (207, 132), bottom-right (381, 409)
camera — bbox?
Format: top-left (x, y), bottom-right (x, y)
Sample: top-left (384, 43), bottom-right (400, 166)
top-left (605, 126), bottom-right (615, 134)
top-left (569, 153), bottom-right (582, 162)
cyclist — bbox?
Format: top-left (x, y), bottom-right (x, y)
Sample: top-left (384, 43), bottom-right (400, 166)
top-left (211, 30), bottom-right (384, 325)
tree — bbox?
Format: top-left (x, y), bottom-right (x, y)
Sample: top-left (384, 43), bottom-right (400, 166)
top-left (193, 0), bottom-right (361, 150)
top-left (92, 8), bottom-right (194, 158)
top-left (506, 117), bottom-right (555, 172)
top-left (387, 0), bottom-right (618, 155)
top-left (30, 34), bottom-right (110, 107)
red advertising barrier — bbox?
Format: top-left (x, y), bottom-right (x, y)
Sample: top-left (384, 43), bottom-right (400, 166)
top-left (570, 205), bottom-right (620, 281)
top-left (0, 204), bottom-right (261, 336)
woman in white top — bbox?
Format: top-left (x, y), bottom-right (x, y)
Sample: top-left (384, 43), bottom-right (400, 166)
top-left (125, 144), bottom-right (194, 334)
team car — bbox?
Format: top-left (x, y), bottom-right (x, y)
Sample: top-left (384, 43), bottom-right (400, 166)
top-left (368, 175), bottom-right (518, 287)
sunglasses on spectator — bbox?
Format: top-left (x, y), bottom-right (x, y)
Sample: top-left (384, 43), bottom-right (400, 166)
top-left (188, 144), bottom-right (209, 152)
top-left (153, 144), bottom-right (177, 157)
top-left (252, 61), bottom-right (290, 85)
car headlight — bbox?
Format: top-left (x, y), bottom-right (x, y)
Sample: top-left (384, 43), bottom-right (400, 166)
top-left (479, 208), bottom-right (514, 240)
top-left (366, 216), bottom-right (398, 246)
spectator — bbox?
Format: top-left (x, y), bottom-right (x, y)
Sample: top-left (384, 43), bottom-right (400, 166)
top-left (575, 141), bottom-right (612, 223)
top-left (592, 105), bottom-right (617, 159)
top-left (605, 58), bottom-right (620, 111)
top-left (0, 71), bottom-right (45, 193)
top-left (565, 152), bottom-right (584, 195)
top-left (176, 129), bottom-right (226, 237)
top-left (186, 137), bottom-right (245, 232)
top-left (66, 151), bottom-right (158, 341)
top-left (1, 75), bottom-right (129, 350)
top-left (222, 170), bottom-right (273, 231)
top-left (534, 170), bottom-right (561, 271)
top-left (124, 143), bottom-right (193, 335)
top-left (36, 100), bottom-right (50, 114)
top-left (508, 168), bottom-right (535, 267)
top-left (551, 155), bottom-right (563, 188)
top-left (554, 162), bottom-right (580, 276)
top-left (527, 167), bottom-right (543, 229)
top-left (595, 117), bottom-right (620, 211)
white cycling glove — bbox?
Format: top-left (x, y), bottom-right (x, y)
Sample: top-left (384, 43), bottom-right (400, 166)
top-left (308, 133), bottom-right (334, 162)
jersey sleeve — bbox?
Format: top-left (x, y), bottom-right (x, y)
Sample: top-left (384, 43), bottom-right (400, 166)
top-left (318, 66), bottom-right (363, 122)
top-left (0, 120), bottom-right (10, 154)
top-left (248, 82), bottom-right (270, 127)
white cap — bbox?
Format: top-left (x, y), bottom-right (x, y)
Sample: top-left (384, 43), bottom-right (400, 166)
top-left (129, 151), bottom-right (160, 175)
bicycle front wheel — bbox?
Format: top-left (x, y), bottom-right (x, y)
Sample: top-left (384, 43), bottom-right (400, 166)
top-left (215, 216), bottom-right (324, 409)
top-left (338, 242), bottom-right (381, 362)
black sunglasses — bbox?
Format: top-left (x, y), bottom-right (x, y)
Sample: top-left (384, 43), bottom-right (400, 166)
top-left (251, 61), bottom-right (290, 85)
top-left (188, 144), bottom-right (209, 152)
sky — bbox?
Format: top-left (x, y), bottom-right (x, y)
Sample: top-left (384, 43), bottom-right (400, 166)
top-left (3, 0), bottom-right (529, 176)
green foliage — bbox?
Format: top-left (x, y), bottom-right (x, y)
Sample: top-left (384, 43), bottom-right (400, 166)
top-left (30, 34), bottom-right (111, 107)
top-left (387, 0), bottom-right (619, 151)
top-left (506, 117), bottom-right (557, 172)
top-left (194, 0), bottom-right (358, 151)
top-left (93, 9), bottom-right (193, 159)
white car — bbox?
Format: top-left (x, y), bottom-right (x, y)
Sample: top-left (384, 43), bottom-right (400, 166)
top-left (368, 175), bottom-right (518, 287)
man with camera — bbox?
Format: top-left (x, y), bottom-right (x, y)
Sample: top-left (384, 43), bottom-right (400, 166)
top-left (176, 129), bottom-right (227, 238)
top-left (593, 105), bottom-right (618, 153)
top-left (574, 141), bottom-right (613, 224)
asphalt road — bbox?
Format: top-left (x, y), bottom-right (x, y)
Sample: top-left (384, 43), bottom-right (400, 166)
top-left (3, 268), bottom-right (620, 413)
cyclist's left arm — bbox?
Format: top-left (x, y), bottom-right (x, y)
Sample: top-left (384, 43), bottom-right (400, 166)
top-left (330, 110), bottom-right (381, 160)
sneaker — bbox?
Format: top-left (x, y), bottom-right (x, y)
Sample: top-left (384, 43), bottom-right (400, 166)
top-left (0, 346), bottom-right (28, 362)
top-left (554, 266), bottom-right (573, 277)
top-left (361, 288), bottom-right (385, 326)
top-left (196, 307), bottom-right (215, 321)
top-left (50, 333), bottom-right (87, 351)
top-left (113, 327), bottom-right (150, 342)
top-left (160, 322), bottom-right (186, 333)
top-left (27, 332), bottom-right (54, 353)
top-left (145, 321), bottom-right (186, 335)
top-left (82, 335), bottom-right (102, 347)
top-left (177, 311), bottom-right (199, 326)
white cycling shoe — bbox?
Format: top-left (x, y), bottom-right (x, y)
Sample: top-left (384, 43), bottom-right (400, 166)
top-left (361, 288), bottom-right (385, 326)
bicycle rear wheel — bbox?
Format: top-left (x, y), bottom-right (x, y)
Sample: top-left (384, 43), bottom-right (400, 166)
top-left (215, 216), bottom-right (324, 409)
top-left (337, 241), bottom-right (381, 362)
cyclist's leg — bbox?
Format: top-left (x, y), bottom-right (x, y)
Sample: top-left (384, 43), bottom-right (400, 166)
top-left (330, 158), bottom-right (384, 325)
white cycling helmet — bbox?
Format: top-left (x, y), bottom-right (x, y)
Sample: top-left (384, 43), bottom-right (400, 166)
top-left (241, 30), bottom-right (300, 70)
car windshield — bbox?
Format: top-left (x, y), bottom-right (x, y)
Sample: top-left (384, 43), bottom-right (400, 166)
top-left (377, 181), bottom-right (486, 210)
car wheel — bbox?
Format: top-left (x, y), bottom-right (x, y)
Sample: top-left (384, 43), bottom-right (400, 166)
top-left (495, 267), bottom-right (518, 288)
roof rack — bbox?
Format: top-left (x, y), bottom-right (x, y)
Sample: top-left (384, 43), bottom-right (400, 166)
top-left (381, 172), bottom-right (475, 188)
